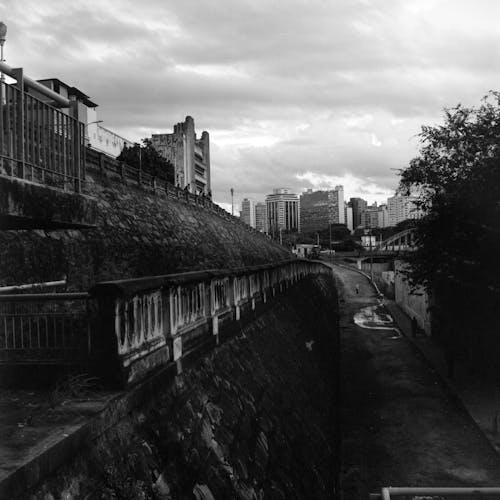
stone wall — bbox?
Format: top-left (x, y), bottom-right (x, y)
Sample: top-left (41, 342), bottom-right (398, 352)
top-left (394, 259), bottom-right (431, 335)
top-left (0, 161), bottom-right (290, 290)
top-left (27, 274), bottom-right (339, 499)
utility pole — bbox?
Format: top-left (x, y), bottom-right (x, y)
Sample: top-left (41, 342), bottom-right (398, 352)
top-left (230, 188), bottom-right (234, 216)
top-left (329, 222), bottom-right (332, 262)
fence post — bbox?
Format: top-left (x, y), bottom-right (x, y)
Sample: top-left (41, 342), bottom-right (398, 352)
top-left (12, 68), bottom-right (25, 180)
top-left (69, 98), bottom-right (81, 192)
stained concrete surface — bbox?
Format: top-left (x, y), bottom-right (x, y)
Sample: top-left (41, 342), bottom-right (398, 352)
top-left (331, 264), bottom-right (500, 499)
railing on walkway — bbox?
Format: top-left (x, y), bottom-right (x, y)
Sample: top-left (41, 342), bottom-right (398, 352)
top-left (372, 487), bottom-right (500, 500)
top-left (0, 293), bottom-right (91, 364)
top-left (0, 67), bottom-right (85, 192)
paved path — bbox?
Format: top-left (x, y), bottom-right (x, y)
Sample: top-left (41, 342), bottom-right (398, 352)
top-left (329, 264), bottom-right (500, 499)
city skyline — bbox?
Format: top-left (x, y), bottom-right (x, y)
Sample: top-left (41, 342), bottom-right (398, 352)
top-left (3, 1), bottom-right (500, 210)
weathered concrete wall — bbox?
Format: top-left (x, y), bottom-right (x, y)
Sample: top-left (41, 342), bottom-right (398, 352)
top-left (0, 164), bottom-right (290, 290)
top-left (27, 275), bottom-right (338, 499)
top-left (395, 260), bottom-right (431, 334)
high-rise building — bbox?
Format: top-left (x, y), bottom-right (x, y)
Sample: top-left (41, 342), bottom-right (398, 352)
top-left (300, 189), bottom-right (329, 233)
top-left (265, 188), bottom-right (300, 236)
top-left (300, 185), bottom-right (345, 233)
top-left (361, 203), bottom-right (380, 229)
top-left (329, 185), bottom-right (345, 225)
top-left (151, 116), bottom-right (210, 194)
top-left (240, 198), bottom-right (256, 228)
top-left (387, 195), bottom-right (423, 226)
top-left (349, 197), bottom-right (367, 229)
top-left (377, 204), bottom-right (389, 228)
top-left (345, 203), bottom-right (353, 232)
top-left (255, 202), bottom-right (268, 233)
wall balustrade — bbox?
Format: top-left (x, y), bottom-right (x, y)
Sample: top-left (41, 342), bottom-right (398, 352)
top-left (0, 260), bottom-right (332, 386)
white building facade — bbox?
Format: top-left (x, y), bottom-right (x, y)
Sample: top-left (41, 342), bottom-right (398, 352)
top-left (151, 116), bottom-right (211, 194)
top-left (241, 198), bottom-right (256, 228)
top-left (387, 195), bottom-right (423, 226)
top-left (265, 188), bottom-right (300, 235)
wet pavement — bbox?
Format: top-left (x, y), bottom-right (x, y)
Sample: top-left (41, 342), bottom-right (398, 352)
top-left (329, 264), bottom-right (500, 499)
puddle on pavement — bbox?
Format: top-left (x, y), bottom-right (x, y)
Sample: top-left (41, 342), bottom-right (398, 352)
top-left (353, 304), bottom-right (401, 336)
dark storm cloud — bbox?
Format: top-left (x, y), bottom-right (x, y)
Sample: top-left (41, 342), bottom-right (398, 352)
top-left (3, 0), bottom-right (500, 205)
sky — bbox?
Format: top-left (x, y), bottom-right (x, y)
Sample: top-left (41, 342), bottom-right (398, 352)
top-left (2, 0), bottom-right (500, 211)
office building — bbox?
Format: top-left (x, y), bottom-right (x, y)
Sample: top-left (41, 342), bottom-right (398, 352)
top-left (345, 204), bottom-right (353, 232)
top-left (349, 197), bottom-right (367, 229)
top-left (300, 185), bottom-right (345, 233)
top-left (387, 195), bottom-right (423, 226)
top-left (241, 198), bottom-right (256, 228)
top-left (255, 202), bottom-right (268, 233)
top-left (265, 188), bottom-right (300, 235)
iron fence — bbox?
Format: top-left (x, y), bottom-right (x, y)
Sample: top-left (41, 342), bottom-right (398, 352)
top-left (0, 293), bottom-right (91, 365)
top-left (0, 79), bottom-right (85, 192)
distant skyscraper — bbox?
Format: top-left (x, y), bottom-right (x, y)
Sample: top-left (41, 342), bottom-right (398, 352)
top-left (300, 189), bottom-right (330, 233)
top-left (349, 197), bottom-right (367, 229)
top-left (300, 185), bottom-right (345, 233)
top-left (255, 202), bottom-right (267, 233)
top-left (266, 188), bottom-right (300, 236)
top-left (377, 204), bottom-right (389, 228)
top-left (345, 203), bottom-right (353, 232)
top-left (361, 203), bottom-right (379, 229)
top-left (240, 198), bottom-right (256, 228)
top-left (387, 195), bottom-right (423, 226)
top-left (328, 185), bottom-right (345, 225)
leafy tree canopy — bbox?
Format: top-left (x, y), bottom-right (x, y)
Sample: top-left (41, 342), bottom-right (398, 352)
top-left (399, 91), bottom-right (500, 317)
top-left (117, 139), bottom-right (174, 184)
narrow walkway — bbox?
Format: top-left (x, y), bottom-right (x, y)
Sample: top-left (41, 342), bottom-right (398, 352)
top-left (383, 299), bottom-right (500, 456)
top-left (329, 264), bottom-right (500, 499)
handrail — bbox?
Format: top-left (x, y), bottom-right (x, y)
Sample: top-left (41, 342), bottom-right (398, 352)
top-left (377, 486), bottom-right (500, 499)
top-left (0, 292), bottom-right (90, 301)
top-left (90, 260), bottom-right (299, 297)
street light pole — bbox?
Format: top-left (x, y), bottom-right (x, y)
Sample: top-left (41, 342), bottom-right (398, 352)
top-left (230, 188), bottom-right (234, 216)
top-left (0, 22), bottom-right (6, 84)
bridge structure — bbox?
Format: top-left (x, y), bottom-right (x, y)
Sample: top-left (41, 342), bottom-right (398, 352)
top-left (374, 227), bottom-right (417, 252)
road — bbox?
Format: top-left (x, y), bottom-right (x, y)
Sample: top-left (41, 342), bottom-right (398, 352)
top-left (330, 264), bottom-right (500, 499)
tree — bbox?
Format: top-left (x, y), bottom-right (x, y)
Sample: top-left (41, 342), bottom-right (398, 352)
top-left (399, 92), bottom-right (500, 376)
top-left (117, 139), bottom-right (175, 184)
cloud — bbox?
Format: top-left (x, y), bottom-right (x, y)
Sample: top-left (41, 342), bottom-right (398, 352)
top-left (2, 0), bottom-right (500, 208)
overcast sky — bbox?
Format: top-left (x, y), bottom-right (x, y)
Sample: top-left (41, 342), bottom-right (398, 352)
top-left (2, 0), bottom-right (500, 210)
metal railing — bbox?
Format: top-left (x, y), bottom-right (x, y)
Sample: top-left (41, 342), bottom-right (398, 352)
top-left (0, 68), bottom-right (85, 192)
top-left (0, 293), bottom-right (91, 365)
top-left (372, 487), bottom-right (500, 499)
top-left (0, 260), bottom-right (331, 383)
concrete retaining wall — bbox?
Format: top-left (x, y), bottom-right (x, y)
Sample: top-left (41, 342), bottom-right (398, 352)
top-left (394, 260), bottom-right (431, 335)
top-left (0, 163), bottom-right (290, 290)
top-left (26, 274), bottom-right (339, 499)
